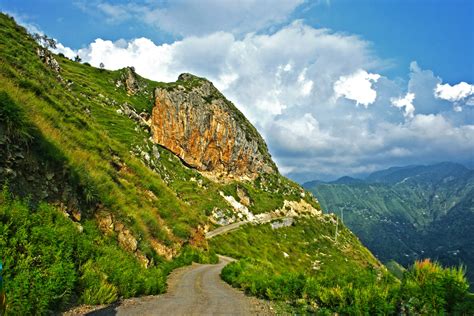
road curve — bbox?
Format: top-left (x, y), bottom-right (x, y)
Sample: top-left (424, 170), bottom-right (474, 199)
top-left (205, 217), bottom-right (294, 239)
top-left (86, 256), bottom-right (272, 316)
top-left (205, 221), bottom-right (249, 239)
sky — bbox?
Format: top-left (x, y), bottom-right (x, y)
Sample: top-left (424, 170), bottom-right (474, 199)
top-left (1, 0), bottom-right (473, 182)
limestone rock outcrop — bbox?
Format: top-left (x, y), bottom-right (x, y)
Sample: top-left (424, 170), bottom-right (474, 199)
top-left (151, 73), bottom-right (277, 180)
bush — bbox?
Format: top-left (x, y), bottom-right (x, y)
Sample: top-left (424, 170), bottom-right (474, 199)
top-left (0, 187), bottom-right (77, 314)
top-left (399, 259), bottom-right (470, 314)
top-left (221, 256), bottom-right (472, 314)
top-left (79, 261), bottom-right (118, 305)
top-left (0, 188), bottom-right (217, 313)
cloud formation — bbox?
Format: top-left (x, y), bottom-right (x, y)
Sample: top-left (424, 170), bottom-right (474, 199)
top-left (333, 70), bottom-right (381, 107)
top-left (77, 21), bottom-right (380, 123)
top-left (391, 92), bottom-right (415, 119)
top-left (434, 82), bottom-right (474, 102)
top-left (83, 0), bottom-right (304, 36)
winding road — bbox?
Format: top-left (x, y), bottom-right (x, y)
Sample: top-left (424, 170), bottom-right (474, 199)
top-left (85, 256), bottom-right (273, 316)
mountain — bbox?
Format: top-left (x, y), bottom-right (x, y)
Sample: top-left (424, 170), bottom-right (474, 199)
top-left (331, 176), bottom-right (365, 185)
top-left (0, 13), bottom-right (394, 314)
top-left (151, 73), bottom-right (277, 180)
top-left (304, 162), bottom-right (474, 286)
top-left (365, 162), bottom-right (470, 184)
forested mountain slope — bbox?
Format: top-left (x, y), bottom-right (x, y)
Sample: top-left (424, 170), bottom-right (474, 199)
top-left (304, 162), bottom-right (474, 286)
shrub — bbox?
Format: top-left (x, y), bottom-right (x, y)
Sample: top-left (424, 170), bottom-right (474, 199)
top-left (79, 261), bottom-right (118, 305)
top-left (0, 188), bottom-right (78, 314)
top-left (0, 188), bottom-right (218, 313)
top-left (221, 256), bottom-right (473, 314)
top-left (399, 259), bottom-right (470, 314)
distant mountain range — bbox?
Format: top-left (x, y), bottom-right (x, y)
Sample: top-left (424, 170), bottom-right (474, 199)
top-left (304, 162), bottom-right (474, 285)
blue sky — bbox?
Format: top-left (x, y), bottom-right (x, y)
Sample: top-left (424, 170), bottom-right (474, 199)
top-left (2, 0), bottom-right (472, 82)
top-left (1, 0), bottom-right (473, 181)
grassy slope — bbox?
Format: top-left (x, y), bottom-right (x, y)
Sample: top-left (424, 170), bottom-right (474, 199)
top-left (210, 216), bottom-right (400, 314)
top-left (0, 13), bottom-right (320, 312)
top-left (0, 13), bottom-right (313, 245)
top-left (307, 172), bottom-right (474, 286)
top-left (211, 216), bottom-right (381, 274)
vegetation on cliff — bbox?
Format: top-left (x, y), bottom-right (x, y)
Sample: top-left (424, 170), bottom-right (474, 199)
top-left (0, 187), bottom-right (217, 314)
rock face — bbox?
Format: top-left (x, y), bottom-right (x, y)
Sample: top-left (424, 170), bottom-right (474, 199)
top-left (123, 67), bottom-right (140, 95)
top-left (151, 73), bottom-right (277, 180)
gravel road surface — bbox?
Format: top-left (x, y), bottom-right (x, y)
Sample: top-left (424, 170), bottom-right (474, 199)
top-left (84, 256), bottom-right (273, 316)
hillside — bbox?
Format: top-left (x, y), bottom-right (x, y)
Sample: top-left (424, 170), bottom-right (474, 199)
top-left (0, 13), bottom-right (395, 314)
top-left (304, 162), bottom-right (474, 286)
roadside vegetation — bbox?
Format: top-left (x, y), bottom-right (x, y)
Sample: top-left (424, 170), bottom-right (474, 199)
top-left (0, 188), bottom-right (217, 314)
top-left (212, 219), bottom-right (474, 314)
top-left (2, 12), bottom-right (472, 315)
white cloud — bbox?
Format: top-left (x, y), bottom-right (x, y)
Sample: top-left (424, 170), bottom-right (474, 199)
top-left (53, 43), bottom-right (77, 59)
top-left (77, 21), bottom-right (380, 124)
top-left (434, 82), bottom-right (474, 102)
top-left (87, 0), bottom-right (304, 36)
top-left (297, 68), bottom-right (314, 96)
top-left (391, 92), bottom-right (416, 119)
top-left (333, 70), bottom-right (381, 107)
top-left (97, 3), bottom-right (132, 22)
top-left (78, 37), bottom-right (177, 82)
top-left (284, 113), bottom-right (474, 181)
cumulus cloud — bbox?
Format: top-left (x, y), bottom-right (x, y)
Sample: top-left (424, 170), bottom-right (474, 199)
top-left (80, 0), bottom-right (304, 36)
top-left (53, 43), bottom-right (77, 59)
top-left (434, 82), bottom-right (474, 102)
top-left (286, 113), bottom-right (474, 182)
top-left (77, 21), bottom-right (380, 123)
top-left (78, 37), bottom-right (178, 82)
top-left (333, 70), bottom-right (381, 107)
top-left (391, 92), bottom-right (416, 119)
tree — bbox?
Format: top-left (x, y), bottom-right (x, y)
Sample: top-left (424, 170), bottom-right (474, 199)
top-left (32, 33), bottom-right (57, 49)
top-left (99, 62), bottom-right (105, 71)
top-left (74, 55), bottom-right (82, 63)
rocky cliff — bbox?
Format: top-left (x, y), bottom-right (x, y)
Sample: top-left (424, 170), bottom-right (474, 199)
top-left (151, 73), bottom-right (277, 180)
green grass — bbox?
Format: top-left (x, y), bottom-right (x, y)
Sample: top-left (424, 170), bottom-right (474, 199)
top-left (211, 216), bottom-right (398, 314)
top-left (0, 13), bottom-right (325, 313)
top-left (211, 216), bottom-right (381, 275)
top-left (211, 217), bottom-right (473, 314)
top-left (0, 188), bottom-right (218, 313)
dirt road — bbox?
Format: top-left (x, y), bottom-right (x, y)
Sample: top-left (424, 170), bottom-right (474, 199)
top-left (205, 217), bottom-right (293, 239)
top-left (205, 221), bottom-right (249, 239)
top-left (85, 256), bottom-right (273, 316)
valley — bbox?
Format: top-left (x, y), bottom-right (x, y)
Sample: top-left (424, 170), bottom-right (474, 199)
top-left (304, 162), bottom-right (474, 287)
top-left (0, 12), bottom-right (472, 315)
